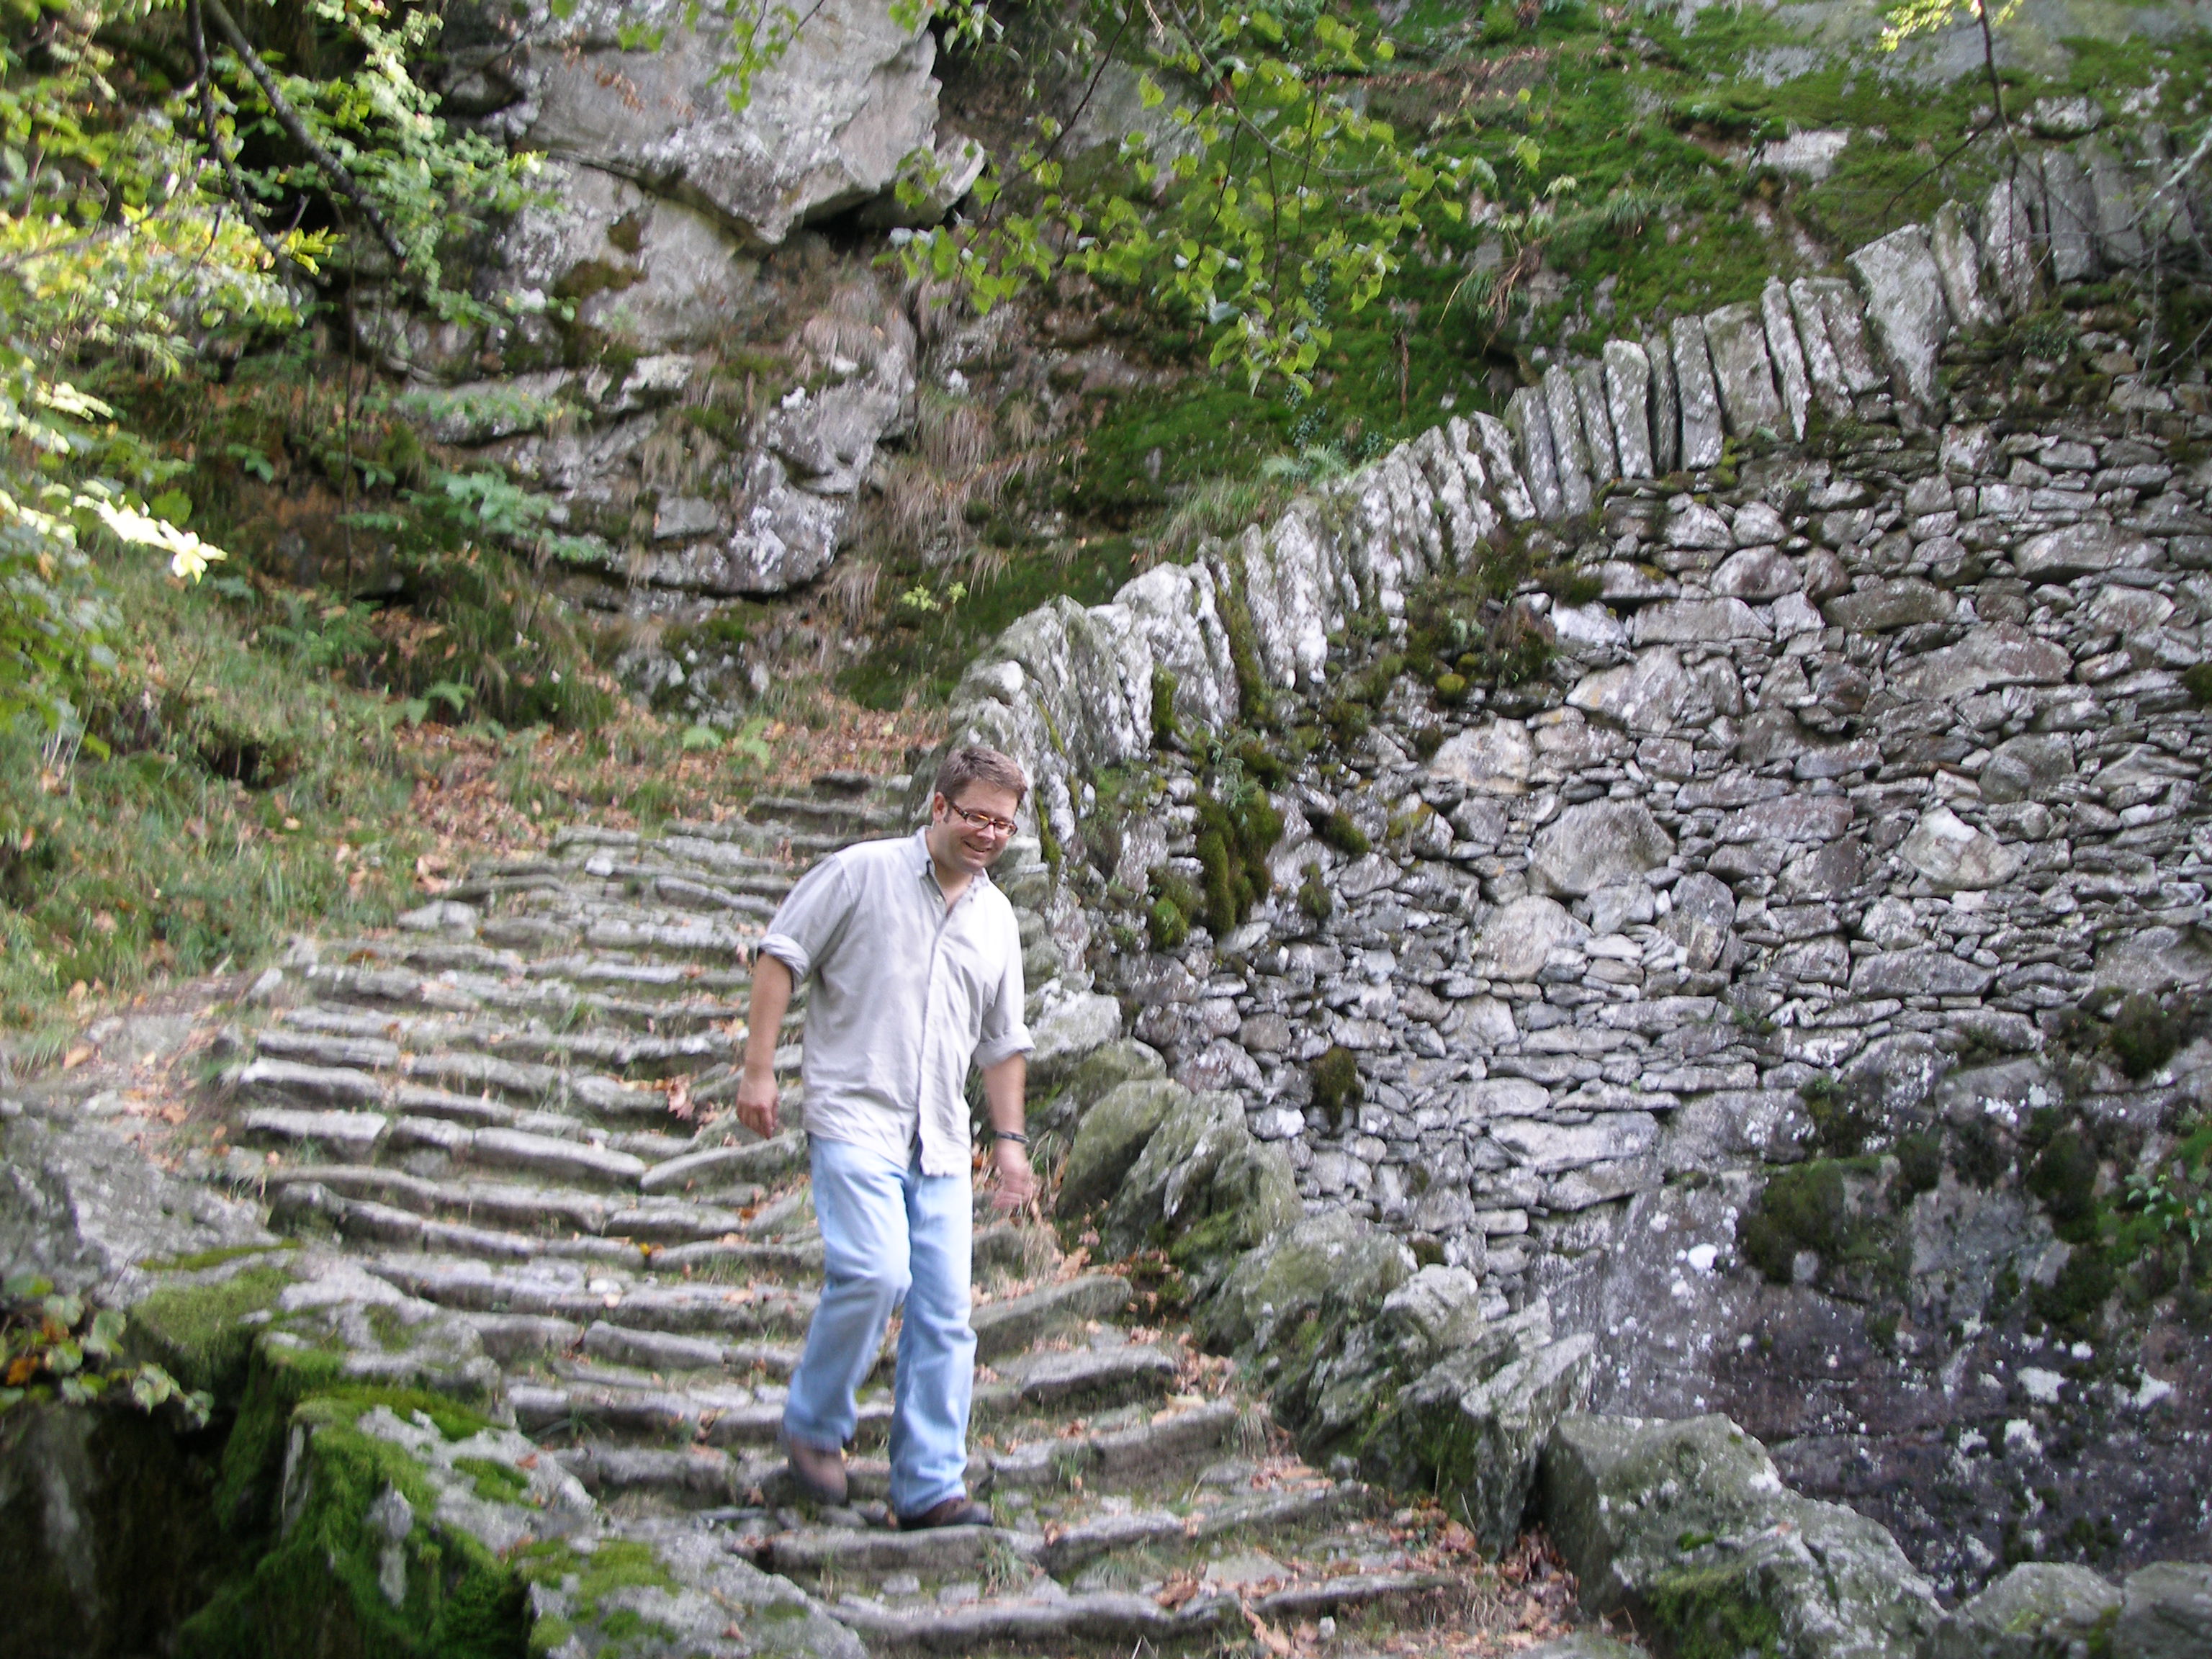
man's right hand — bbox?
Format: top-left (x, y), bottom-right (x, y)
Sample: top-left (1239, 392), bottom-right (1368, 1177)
top-left (734, 1069), bottom-right (779, 1141)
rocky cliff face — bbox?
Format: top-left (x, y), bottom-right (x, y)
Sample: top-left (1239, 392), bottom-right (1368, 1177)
top-left (935, 121), bottom-right (2212, 1593)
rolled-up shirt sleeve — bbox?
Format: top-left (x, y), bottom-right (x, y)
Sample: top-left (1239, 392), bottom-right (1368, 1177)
top-left (972, 906), bottom-right (1033, 1069)
top-left (756, 855), bottom-right (854, 984)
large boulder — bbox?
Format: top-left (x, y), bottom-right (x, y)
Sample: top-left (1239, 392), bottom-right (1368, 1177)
top-left (1376, 1301), bottom-right (1595, 1556)
top-left (1925, 1563), bottom-right (2121, 1659)
top-left (498, 0), bottom-right (952, 247)
top-left (1200, 1210), bottom-right (1414, 1354)
top-left (1541, 1414), bottom-right (1941, 1659)
top-left (2116, 1561), bottom-right (2212, 1659)
top-left (1102, 1089), bottom-right (1300, 1288)
top-left (1056, 1077), bottom-right (1187, 1217)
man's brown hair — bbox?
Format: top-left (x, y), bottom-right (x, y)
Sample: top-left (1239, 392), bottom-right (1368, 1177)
top-left (932, 744), bottom-right (1029, 806)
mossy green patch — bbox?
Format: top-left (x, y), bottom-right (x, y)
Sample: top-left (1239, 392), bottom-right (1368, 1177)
top-left (1647, 1562), bottom-right (1786, 1659)
top-left (1738, 1156), bottom-right (1899, 1292)
top-left (1310, 1045), bottom-right (1363, 1132)
top-left (451, 1457), bottom-right (530, 1506)
top-left (129, 1264), bottom-right (298, 1397)
top-left (180, 1405), bottom-right (526, 1659)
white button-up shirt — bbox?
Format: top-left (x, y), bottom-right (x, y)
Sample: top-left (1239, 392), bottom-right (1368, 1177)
top-left (757, 830), bottom-right (1032, 1177)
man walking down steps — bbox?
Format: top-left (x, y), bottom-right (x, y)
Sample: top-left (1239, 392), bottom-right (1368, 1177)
top-left (734, 744), bottom-right (1039, 1531)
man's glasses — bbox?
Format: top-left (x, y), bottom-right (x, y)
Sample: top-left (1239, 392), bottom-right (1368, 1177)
top-left (947, 801), bottom-right (1019, 837)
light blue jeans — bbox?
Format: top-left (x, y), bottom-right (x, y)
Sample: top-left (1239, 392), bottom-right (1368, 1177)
top-left (781, 1135), bottom-right (974, 1517)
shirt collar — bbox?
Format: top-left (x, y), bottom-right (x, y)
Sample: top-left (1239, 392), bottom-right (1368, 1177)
top-left (912, 826), bottom-right (994, 891)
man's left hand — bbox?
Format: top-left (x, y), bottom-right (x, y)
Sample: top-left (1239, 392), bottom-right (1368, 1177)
top-left (989, 1139), bottom-right (1036, 1212)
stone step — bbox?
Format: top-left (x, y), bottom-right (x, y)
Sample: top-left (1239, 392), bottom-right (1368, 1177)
top-left (639, 1131), bottom-right (809, 1195)
top-left (760, 1480), bottom-right (1357, 1585)
top-left (984, 1401), bottom-right (1241, 1489)
top-left (367, 1254), bottom-right (818, 1336)
top-left (270, 1183), bottom-right (822, 1277)
top-left (555, 1443), bottom-right (774, 1507)
top-left (755, 1519), bottom-right (1031, 1581)
top-left (580, 1321), bottom-right (801, 1378)
top-left (744, 794), bottom-right (902, 835)
top-left (511, 1380), bottom-right (882, 1449)
top-left (971, 1273), bottom-right (1132, 1362)
top-left (1036, 1483), bottom-right (1360, 1578)
top-left (301, 961), bottom-right (739, 1033)
top-left (238, 1053), bottom-right (682, 1129)
top-left (830, 1570), bottom-right (1450, 1653)
top-left (261, 1164), bottom-right (762, 1241)
top-left (278, 1007), bottom-right (727, 1076)
top-left (990, 1342), bottom-right (1178, 1411)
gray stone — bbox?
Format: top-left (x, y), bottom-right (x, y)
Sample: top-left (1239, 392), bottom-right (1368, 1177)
top-left (1632, 598), bottom-right (1768, 645)
top-left (2028, 96), bottom-right (2104, 138)
top-left (1602, 341), bottom-right (1654, 479)
top-left (1930, 199), bottom-right (1998, 331)
top-left (1789, 276), bottom-right (1852, 415)
top-left (1850, 948), bottom-right (1995, 997)
top-left (1981, 734), bottom-right (2074, 803)
top-left (512, 0), bottom-right (946, 247)
top-left (1509, 386), bottom-right (1565, 521)
top-left (2038, 148), bottom-right (2099, 285)
top-left (1400, 1326), bottom-right (1596, 1557)
top-left (1545, 365), bottom-right (1595, 518)
top-left (1103, 1089), bottom-right (1300, 1282)
top-left (1490, 1116), bottom-right (1659, 1173)
top-left (496, 159), bottom-right (757, 351)
top-left (1799, 274), bottom-right (1887, 395)
top-left (1926, 1563), bottom-right (2122, 1659)
top-left (1719, 796), bottom-right (1855, 845)
top-left (1379, 1264), bottom-right (1487, 1366)
top-left (2080, 139), bottom-right (2147, 268)
top-left (2093, 925), bottom-right (2212, 996)
top-left (1429, 721), bottom-right (1534, 796)
top-left (1887, 624), bottom-right (2072, 700)
top-left (1665, 872), bottom-right (1736, 972)
top-left (1703, 302), bottom-right (1786, 436)
top-left (1847, 224), bottom-right (1951, 405)
top-left (1199, 1210), bottom-right (1413, 1354)
top-left (1761, 277), bottom-right (1814, 441)
top-left (1981, 174), bottom-right (2040, 313)
top-left (1900, 806), bottom-right (2019, 892)
top-left (1472, 896), bottom-right (1581, 982)
top-left (1666, 501), bottom-right (1735, 551)
top-left (1568, 648), bottom-right (1695, 734)
top-left (2015, 522), bottom-right (2160, 580)
top-left (1670, 316), bottom-right (1725, 471)
top-left (1574, 361), bottom-right (1619, 484)
top-left (1057, 1079), bottom-right (1188, 1217)
top-left (1646, 331), bottom-right (1681, 474)
top-left (1712, 547), bottom-right (1800, 601)
top-left (1823, 577), bottom-right (1955, 631)
top-left (2116, 1561), bottom-right (2212, 1659)
top-left (1528, 801), bottom-right (1675, 899)
top-left (1540, 1414), bottom-right (1941, 1659)
top-left (1026, 992), bottom-right (1123, 1087)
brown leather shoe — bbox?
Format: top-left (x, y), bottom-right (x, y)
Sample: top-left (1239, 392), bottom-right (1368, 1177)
top-left (784, 1437), bottom-right (847, 1505)
top-left (896, 1495), bottom-right (992, 1530)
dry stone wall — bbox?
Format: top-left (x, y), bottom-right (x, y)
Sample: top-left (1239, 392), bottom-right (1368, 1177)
top-left (940, 122), bottom-right (2212, 1590)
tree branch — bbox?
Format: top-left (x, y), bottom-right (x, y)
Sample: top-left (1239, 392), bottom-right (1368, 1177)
top-left (188, 0), bottom-right (305, 275)
top-left (200, 0), bottom-right (412, 271)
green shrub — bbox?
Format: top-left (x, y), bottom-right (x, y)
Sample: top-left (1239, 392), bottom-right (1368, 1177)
top-left (1297, 861), bottom-right (1333, 922)
top-left (2109, 992), bottom-right (2188, 1080)
top-left (1312, 807), bottom-right (1370, 858)
top-left (1310, 1045), bottom-right (1362, 1130)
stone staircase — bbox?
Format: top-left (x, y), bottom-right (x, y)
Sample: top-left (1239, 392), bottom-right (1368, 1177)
top-left (204, 773), bottom-right (1508, 1656)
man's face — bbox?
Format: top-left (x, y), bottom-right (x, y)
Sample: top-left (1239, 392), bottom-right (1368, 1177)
top-left (930, 783), bottom-right (1022, 873)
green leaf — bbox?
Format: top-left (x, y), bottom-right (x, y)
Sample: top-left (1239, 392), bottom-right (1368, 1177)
top-left (680, 724), bottom-right (723, 752)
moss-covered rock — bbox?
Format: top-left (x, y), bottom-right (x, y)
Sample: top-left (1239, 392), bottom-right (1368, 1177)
top-left (1198, 1209), bottom-right (1414, 1354)
top-left (1540, 1413), bottom-right (1941, 1659)
top-left (1925, 1563), bottom-right (2121, 1659)
top-left (1056, 1077), bottom-right (1188, 1218)
top-left (1102, 1088), bottom-right (1300, 1291)
top-left (1375, 1302), bottom-right (1594, 1557)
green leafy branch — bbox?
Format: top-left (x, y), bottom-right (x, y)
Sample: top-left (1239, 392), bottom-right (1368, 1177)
top-left (890, 0), bottom-right (1470, 392)
top-left (1, 1273), bottom-right (210, 1426)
